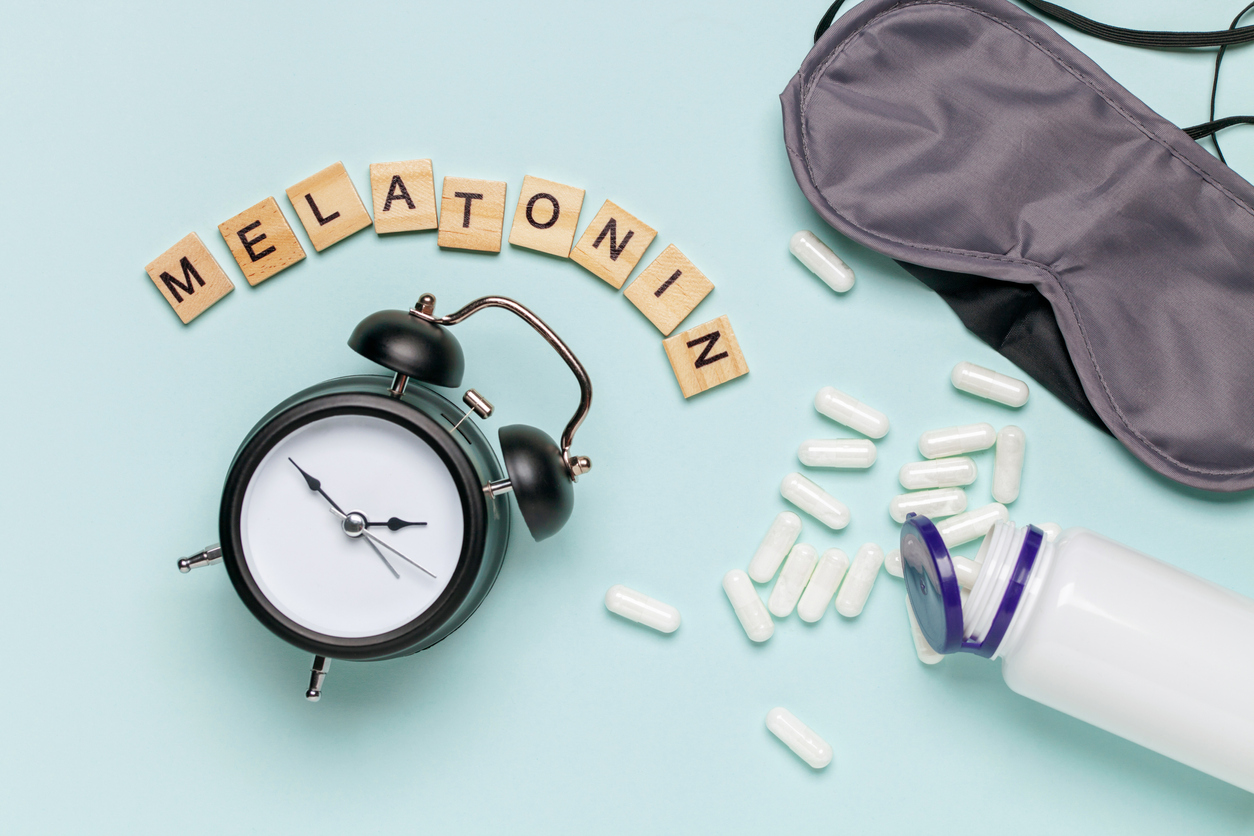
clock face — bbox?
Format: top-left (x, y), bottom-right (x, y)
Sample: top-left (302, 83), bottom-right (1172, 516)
top-left (238, 412), bottom-right (466, 639)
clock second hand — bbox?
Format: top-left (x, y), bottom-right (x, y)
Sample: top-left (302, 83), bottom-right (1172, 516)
top-left (323, 507), bottom-right (437, 580)
top-left (361, 529), bottom-right (437, 580)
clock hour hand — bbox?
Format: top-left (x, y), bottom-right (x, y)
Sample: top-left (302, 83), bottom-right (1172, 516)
top-left (289, 458), bottom-right (347, 516)
top-left (361, 529), bottom-right (438, 580)
top-left (361, 535), bottom-right (401, 580)
top-left (365, 517), bottom-right (428, 531)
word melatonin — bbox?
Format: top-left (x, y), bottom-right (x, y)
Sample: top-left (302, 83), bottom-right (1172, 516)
top-left (781, 472), bottom-right (850, 529)
top-left (899, 456), bottom-right (977, 490)
top-left (789, 231), bottom-right (854, 293)
top-left (814, 386), bottom-right (889, 439)
top-left (835, 543), bottom-right (883, 617)
top-left (766, 707), bottom-right (833, 768)
top-left (604, 585), bottom-right (680, 633)
top-left (951, 361), bottom-right (1030, 407)
top-left (769, 543), bottom-right (818, 618)
top-left (748, 511), bottom-right (802, 583)
top-left (918, 422), bottom-right (996, 459)
top-left (723, 569), bottom-right (773, 642)
top-left (797, 548), bottom-right (849, 622)
top-left (992, 426), bottom-right (1026, 503)
top-left (797, 438), bottom-right (877, 468)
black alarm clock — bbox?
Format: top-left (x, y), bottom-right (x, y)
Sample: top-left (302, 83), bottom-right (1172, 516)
top-left (177, 292), bottom-right (592, 701)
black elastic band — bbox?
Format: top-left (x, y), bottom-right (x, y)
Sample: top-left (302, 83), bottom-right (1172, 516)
top-left (815, 0), bottom-right (1254, 47)
top-left (1184, 116), bottom-right (1254, 141)
top-left (1018, 0), bottom-right (1254, 48)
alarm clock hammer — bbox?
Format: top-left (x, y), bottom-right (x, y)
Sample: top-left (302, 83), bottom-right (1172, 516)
top-left (176, 292), bottom-right (593, 702)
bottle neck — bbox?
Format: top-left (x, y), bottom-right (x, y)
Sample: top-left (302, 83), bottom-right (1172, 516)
top-left (962, 522), bottom-right (1051, 659)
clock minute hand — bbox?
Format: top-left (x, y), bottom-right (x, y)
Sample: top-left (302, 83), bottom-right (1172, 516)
top-left (360, 529), bottom-right (437, 580)
top-left (289, 458), bottom-right (347, 515)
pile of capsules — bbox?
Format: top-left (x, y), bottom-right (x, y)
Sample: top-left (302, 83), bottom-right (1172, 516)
top-left (602, 231), bottom-right (1064, 770)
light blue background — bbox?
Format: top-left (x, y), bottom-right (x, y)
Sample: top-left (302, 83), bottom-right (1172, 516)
top-left (2, 1), bottom-right (1252, 832)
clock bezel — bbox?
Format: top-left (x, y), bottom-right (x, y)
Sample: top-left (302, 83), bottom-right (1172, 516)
top-left (219, 390), bottom-right (487, 660)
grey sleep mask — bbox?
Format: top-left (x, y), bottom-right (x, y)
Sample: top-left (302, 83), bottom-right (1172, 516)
top-left (782, 0), bottom-right (1254, 492)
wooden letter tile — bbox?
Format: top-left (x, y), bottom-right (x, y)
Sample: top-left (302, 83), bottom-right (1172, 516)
top-left (370, 159), bottom-right (438, 234)
top-left (624, 244), bottom-right (714, 335)
top-left (570, 200), bottom-right (657, 289)
top-left (437, 177), bottom-right (507, 252)
top-left (507, 175), bottom-right (585, 257)
top-left (218, 197), bottom-right (305, 286)
top-left (662, 315), bottom-right (749, 398)
top-left (285, 162), bottom-right (373, 252)
top-left (145, 232), bottom-right (234, 324)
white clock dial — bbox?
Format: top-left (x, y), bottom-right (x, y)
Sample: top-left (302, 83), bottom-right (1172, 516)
top-left (239, 413), bottom-right (465, 638)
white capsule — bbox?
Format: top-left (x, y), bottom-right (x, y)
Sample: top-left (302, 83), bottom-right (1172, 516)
top-left (789, 230), bottom-right (854, 293)
top-left (835, 543), bottom-right (883, 617)
top-left (798, 438), bottom-right (877, 468)
top-left (884, 548), bottom-right (903, 578)
top-left (889, 487), bottom-right (967, 524)
top-left (766, 706), bottom-right (833, 768)
top-left (951, 361), bottom-right (1029, 408)
top-left (936, 503), bottom-right (1009, 548)
top-left (747, 511), bottom-right (802, 583)
top-left (814, 386), bottom-right (889, 439)
top-left (918, 422), bottom-right (996, 459)
top-left (605, 585), bottom-right (681, 633)
top-left (992, 426), bottom-right (1026, 503)
top-left (780, 472), bottom-right (850, 530)
top-left (952, 555), bottom-right (981, 589)
top-left (906, 595), bottom-right (944, 664)
top-left (768, 544), bottom-right (818, 617)
top-left (898, 456), bottom-right (977, 490)
top-left (1038, 522), bottom-right (1062, 542)
top-left (797, 548), bottom-right (850, 622)
top-left (723, 569), bottom-right (774, 642)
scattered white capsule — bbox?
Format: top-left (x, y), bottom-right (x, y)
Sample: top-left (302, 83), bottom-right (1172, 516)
top-left (798, 438), bottom-right (877, 468)
top-left (918, 422), bottom-right (996, 459)
top-left (951, 361), bottom-right (1029, 408)
top-left (780, 472), bottom-right (851, 529)
top-left (605, 585), bottom-right (680, 633)
top-left (835, 543), bottom-right (883, 617)
top-left (768, 544), bottom-right (818, 617)
top-left (936, 503), bottom-right (1009, 548)
top-left (992, 425), bottom-right (1026, 503)
top-left (899, 456), bottom-right (977, 490)
top-left (906, 595), bottom-right (944, 664)
top-left (747, 511), bottom-right (802, 583)
top-left (766, 707), bottom-right (833, 769)
top-left (889, 487), bottom-right (967, 524)
top-left (1038, 522), bottom-right (1062, 542)
top-left (884, 548), bottom-right (903, 578)
top-left (789, 230), bottom-right (854, 293)
top-left (797, 548), bottom-right (850, 622)
top-left (814, 386), bottom-right (889, 439)
top-left (952, 555), bottom-right (981, 589)
top-left (723, 569), bottom-right (774, 642)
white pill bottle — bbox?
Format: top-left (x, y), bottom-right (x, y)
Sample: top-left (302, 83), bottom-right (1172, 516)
top-left (901, 514), bottom-right (1254, 792)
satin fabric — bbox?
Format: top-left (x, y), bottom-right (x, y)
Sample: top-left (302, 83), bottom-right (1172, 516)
top-left (782, 0), bottom-right (1254, 491)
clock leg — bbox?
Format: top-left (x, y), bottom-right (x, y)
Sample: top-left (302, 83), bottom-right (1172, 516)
top-left (305, 655), bottom-right (331, 702)
top-left (177, 544), bottom-right (222, 573)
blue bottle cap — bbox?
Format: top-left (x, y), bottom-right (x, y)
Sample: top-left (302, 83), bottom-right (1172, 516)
top-left (901, 514), bottom-right (965, 654)
top-left (901, 514), bottom-right (1044, 658)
